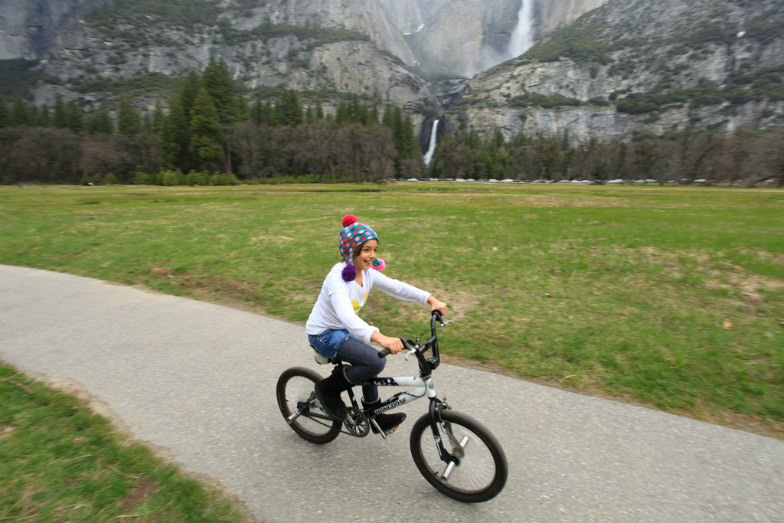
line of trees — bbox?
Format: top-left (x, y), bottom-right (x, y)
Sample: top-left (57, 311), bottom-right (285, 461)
top-left (0, 57), bottom-right (782, 187)
top-left (430, 127), bottom-right (784, 187)
top-left (0, 58), bottom-right (422, 185)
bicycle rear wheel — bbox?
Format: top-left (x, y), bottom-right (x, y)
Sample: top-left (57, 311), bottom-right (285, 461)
top-left (409, 409), bottom-right (507, 502)
top-left (276, 367), bottom-right (341, 444)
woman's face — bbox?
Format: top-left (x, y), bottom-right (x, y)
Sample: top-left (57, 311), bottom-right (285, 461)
top-left (352, 239), bottom-right (378, 271)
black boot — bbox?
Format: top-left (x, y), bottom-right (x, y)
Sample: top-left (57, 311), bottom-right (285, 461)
top-left (363, 399), bottom-right (407, 434)
top-left (315, 367), bottom-right (352, 420)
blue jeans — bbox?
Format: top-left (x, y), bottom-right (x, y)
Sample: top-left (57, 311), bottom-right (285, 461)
top-left (308, 329), bottom-right (386, 402)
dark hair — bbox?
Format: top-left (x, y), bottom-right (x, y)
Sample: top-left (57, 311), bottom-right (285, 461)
top-left (337, 239), bottom-right (375, 262)
top-left (354, 237), bottom-right (380, 257)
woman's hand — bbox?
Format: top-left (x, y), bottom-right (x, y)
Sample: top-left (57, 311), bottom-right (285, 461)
top-left (371, 331), bottom-right (404, 354)
top-left (427, 296), bottom-right (448, 316)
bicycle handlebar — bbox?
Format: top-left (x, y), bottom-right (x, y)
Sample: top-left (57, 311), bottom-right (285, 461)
top-left (377, 310), bottom-right (447, 360)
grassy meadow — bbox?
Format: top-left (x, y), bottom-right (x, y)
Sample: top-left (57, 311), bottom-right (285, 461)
top-left (1, 183), bottom-right (783, 440)
top-left (0, 362), bottom-right (249, 522)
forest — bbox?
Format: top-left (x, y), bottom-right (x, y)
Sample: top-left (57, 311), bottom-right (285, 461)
top-left (0, 58), bottom-right (782, 187)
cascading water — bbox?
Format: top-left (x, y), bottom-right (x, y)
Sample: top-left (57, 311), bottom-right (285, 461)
top-left (508, 0), bottom-right (534, 58)
top-left (423, 119), bottom-right (439, 166)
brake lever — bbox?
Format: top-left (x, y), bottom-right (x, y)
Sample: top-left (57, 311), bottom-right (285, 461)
top-left (404, 347), bottom-right (416, 361)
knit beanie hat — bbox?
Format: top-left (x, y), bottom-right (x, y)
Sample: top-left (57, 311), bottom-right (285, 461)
top-left (339, 214), bottom-right (386, 282)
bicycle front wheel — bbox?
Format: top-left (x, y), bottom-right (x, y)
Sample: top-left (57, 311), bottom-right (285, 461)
top-left (276, 367), bottom-right (341, 444)
top-left (410, 409), bottom-right (507, 502)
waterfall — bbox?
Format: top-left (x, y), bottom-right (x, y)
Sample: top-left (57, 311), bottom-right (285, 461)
top-left (423, 119), bottom-right (439, 166)
top-left (508, 0), bottom-right (534, 58)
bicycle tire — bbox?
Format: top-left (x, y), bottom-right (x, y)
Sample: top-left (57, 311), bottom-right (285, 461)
top-left (276, 367), bottom-right (341, 444)
top-left (409, 409), bottom-right (507, 502)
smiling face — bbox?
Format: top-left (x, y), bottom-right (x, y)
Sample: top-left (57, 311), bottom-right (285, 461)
top-left (352, 239), bottom-right (378, 271)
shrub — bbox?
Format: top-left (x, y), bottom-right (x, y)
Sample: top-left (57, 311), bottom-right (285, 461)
top-left (133, 171), bottom-right (156, 185)
top-left (209, 173), bottom-right (240, 186)
top-left (524, 23), bottom-right (613, 64)
top-left (588, 96), bottom-right (610, 106)
top-left (186, 171), bottom-right (209, 186)
top-left (161, 170), bottom-right (179, 186)
top-left (690, 80), bottom-right (724, 108)
top-left (511, 91), bottom-right (582, 108)
top-left (745, 15), bottom-right (784, 44)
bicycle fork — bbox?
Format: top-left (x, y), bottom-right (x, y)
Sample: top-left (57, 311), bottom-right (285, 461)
top-left (428, 399), bottom-right (467, 480)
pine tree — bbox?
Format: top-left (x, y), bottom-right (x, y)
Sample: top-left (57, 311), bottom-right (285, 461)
top-left (257, 100), bottom-right (273, 125)
top-left (203, 58), bottom-right (242, 173)
top-left (11, 97), bottom-right (29, 126)
top-left (402, 113), bottom-right (419, 159)
top-left (274, 90), bottom-right (303, 126)
top-left (66, 103), bottom-right (84, 133)
top-left (87, 110), bottom-right (114, 134)
top-left (152, 101), bottom-right (165, 134)
top-left (53, 94), bottom-right (68, 129)
top-left (180, 70), bottom-right (201, 130)
top-left (117, 97), bottom-right (142, 137)
top-left (189, 87), bottom-right (223, 171)
top-left (388, 105), bottom-right (405, 155)
top-left (160, 94), bottom-right (189, 171)
top-left (38, 106), bottom-right (51, 127)
top-left (0, 95), bottom-right (8, 127)
top-left (250, 99), bottom-right (263, 125)
top-left (203, 57), bottom-right (240, 125)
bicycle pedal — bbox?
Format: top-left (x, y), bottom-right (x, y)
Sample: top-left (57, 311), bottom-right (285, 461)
top-left (370, 422), bottom-right (401, 436)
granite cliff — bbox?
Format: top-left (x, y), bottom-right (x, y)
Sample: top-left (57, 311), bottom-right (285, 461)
top-left (0, 0), bottom-right (781, 144)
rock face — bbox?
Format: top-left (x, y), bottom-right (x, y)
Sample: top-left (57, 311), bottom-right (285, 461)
top-left (536, 0), bottom-right (607, 35)
top-left (0, 0), bottom-right (782, 144)
top-left (0, 0), bottom-right (102, 59)
top-left (236, 0), bottom-right (418, 67)
top-left (18, 0), bottom-right (432, 109)
top-left (455, 0), bottom-right (784, 142)
top-left (378, 0), bottom-right (606, 77)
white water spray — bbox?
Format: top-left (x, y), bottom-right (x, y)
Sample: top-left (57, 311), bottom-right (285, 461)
top-left (423, 119), bottom-right (439, 166)
top-left (508, 0), bottom-right (534, 58)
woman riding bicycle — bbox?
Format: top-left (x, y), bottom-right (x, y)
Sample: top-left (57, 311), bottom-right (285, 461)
top-left (305, 214), bottom-right (447, 434)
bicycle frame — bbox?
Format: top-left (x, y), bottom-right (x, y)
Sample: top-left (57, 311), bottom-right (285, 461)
top-left (341, 311), bottom-right (453, 450)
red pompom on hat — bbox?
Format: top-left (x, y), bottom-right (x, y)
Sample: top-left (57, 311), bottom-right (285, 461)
top-left (338, 214), bottom-right (385, 282)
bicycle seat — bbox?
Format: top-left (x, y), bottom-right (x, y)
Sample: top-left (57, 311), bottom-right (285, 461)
top-left (313, 351), bottom-right (342, 365)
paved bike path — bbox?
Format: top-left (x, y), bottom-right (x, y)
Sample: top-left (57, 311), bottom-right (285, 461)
top-left (1, 265), bottom-right (782, 523)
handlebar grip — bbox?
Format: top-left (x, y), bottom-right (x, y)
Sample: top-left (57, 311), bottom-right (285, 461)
top-left (378, 348), bottom-right (391, 358)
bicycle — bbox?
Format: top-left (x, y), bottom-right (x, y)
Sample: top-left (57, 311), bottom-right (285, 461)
top-left (276, 310), bottom-right (508, 503)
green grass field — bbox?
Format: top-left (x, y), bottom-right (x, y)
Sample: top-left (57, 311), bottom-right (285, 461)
top-left (1, 183), bottom-right (782, 439)
top-left (0, 362), bottom-right (249, 522)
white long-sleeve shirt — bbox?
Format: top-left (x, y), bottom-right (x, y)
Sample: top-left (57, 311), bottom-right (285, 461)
top-left (306, 262), bottom-right (431, 344)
